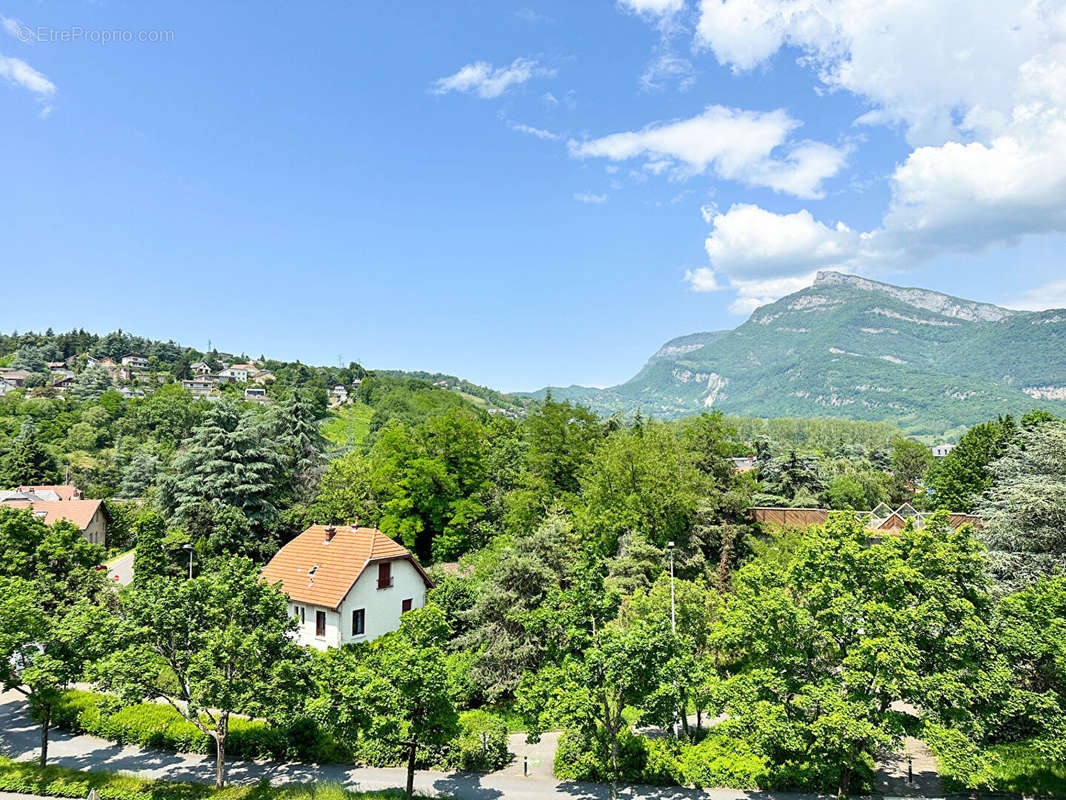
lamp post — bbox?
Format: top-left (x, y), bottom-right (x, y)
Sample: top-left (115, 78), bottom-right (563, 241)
top-left (667, 541), bottom-right (676, 634)
top-left (182, 543), bottom-right (194, 580)
top-left (668, 541), bottom-right (678, 738)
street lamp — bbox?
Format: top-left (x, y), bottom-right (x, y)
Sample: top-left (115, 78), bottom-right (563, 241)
top-left (668, 540), bottom-right (678, 738)
top-left (667, 541), bottom-right (676, 634)
top-left (182, 543), bottom-right (194, 580)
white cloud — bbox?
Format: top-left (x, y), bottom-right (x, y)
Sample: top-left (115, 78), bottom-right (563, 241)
top-left (568, 104), bottom-right (846, 197)
top-left (694, 0), bottom-right (1060, 146)
top-left (507, 120), bottom-right (562, 140)
top-left (0, 54), bottom-right (56, 97)
top-left (686, 0), bottom-right (1066, 311)
top-left (639, 52), bottom-right (698, 92)
top-left (703, 204), bottom-right (859, 278)
top-left (620, 0), bottom-right (686, 16)
top-left (432, 58), bottom-right (555, 99)
top-left (574, 192), bottom-right (608, 204)
top-left (1, 15), bottom-right (23, 38)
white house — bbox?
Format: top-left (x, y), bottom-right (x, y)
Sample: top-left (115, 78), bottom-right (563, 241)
top-left (261, 524), bottom-right (433, 650)
top-left (190, 361), bottom-right (212, 376)
top-left (121, 353), bottom-right (149, 369)
top-left (219, 363), bottom-right (257, 382)
top-left (932, 443), bottom-right (956, 459)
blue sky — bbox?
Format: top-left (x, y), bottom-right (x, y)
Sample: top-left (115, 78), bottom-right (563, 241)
top-left (2, 0), bottom-right (1065, 392)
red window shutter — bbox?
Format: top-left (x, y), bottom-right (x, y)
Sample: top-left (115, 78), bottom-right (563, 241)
top-left (401, 598), bottom-right (413, 614)
top-left (315, 610), bottom-right (326, 637)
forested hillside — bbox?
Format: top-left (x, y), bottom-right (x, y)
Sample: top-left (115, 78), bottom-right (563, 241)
top-left (537, 272), bottom-right (1066, 438)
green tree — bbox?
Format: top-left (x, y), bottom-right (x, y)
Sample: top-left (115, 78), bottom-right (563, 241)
top-left (979, 421), bottom-right (1066, 593)
top-left (70, 365), bottom-right (115, 402)
top-left (311, 605), bottom-right (458, 800)
top-left (98, 557), bottom-right (307, 787)
top-left (0, 506), bottom-right (106, 611)
top-left (518, 620), bottom-right (675, 799)
top-left (0, 579), bottom-right (112, 766)
top-left (928, 416), bottom-right (1017, 512)
top-left (158, 398), bottom-right (281, 548)
top-left (0, 419), bottom-right (59, 486)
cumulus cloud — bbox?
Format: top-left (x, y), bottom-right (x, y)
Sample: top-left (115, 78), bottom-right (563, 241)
top-left (432, 58), bottom-right (555, 99)
top-left (568, 105), bottom-right (846, 198)
top-left (0, 54), bottom-right (56, 97)
top-left (685, 0), bottom-right (1066, 312)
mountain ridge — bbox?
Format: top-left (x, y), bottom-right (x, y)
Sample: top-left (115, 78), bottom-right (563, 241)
top-left (533, 271), bottom-right (1066, 438)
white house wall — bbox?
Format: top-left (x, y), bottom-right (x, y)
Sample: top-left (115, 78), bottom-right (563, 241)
top-left (287, 558), bottom-right (427, 651)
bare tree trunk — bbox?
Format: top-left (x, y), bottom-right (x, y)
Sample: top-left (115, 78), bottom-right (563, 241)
top-left (39, 703), bottom-right (50, 768)
top-left (212, 726), bottom-right (227, 788)
top-left (405, 741), bottom-right (417, 800)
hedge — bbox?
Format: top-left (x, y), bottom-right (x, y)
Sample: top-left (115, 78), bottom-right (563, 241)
top-left (45, 690), bottom-right (508, 773)
top-left (43, 690), bottom-right (346, 764)
top-left (0, 757), bottom-right (404, 800)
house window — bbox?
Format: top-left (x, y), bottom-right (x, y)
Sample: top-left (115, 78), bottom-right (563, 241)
top-left (401, 598), bottom-right (413, 614)
top-left (377, 561), bottom-right (393, 589)
top-left (300, 607), bottom-right (306, 625)
top-left (315, 610), bottom-right (326, 637)
top-left (352, 608), bottom-right (365, 636)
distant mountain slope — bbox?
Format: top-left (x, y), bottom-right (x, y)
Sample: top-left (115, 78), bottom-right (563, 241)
top-left (535, 272), bottom-right (1066, 437)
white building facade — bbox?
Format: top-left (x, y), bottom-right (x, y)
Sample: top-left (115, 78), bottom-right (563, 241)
top-left (261, 524), bottom-right (433, 651)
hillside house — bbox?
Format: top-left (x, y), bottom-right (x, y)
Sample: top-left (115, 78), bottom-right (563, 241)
top-left (182, 377), bottom-right (218, 397)
top-left (253, 370), bottom-right (276, 385)
top-left (932, 443), bottom-right (955, 458)
top-left (16, 484), bottom-right (83, 501)
top-left (0, 369), bottom-right (31, 388)
top-left (219, 364), bottom-right (254, 382)
top-left (190, 361), bottom-right (212, 375)
top-left (0, 491), bottom-right (107, 546)
top-left (121, 353), bottom-right (149, 369)
top-left (261, 524), bottom-right (433, 650)
top-left (244, 386), bottom-right (269, 402)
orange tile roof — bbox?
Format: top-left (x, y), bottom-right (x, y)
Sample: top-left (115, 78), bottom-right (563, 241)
top-left (260, 525), bottom-right (433, 610)
top-left (17, 484), bottom-right (82, 501)
top-left (3, 499), bottom-right (103, 530)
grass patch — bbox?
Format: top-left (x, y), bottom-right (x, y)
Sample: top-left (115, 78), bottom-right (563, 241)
top-left (320, 404), bottom-right (374, 446)
top-left (984, 741), bottom-right (1066, 797)
top-left (0, 757), bottom-right (407, 800)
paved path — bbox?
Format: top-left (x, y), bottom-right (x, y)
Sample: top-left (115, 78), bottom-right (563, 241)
top-left (873, 736), bottom-right (942, 798)
top-left (0, 691), bottom-right (943, 799)
top-left (0, 691), bottom-right (825, 800)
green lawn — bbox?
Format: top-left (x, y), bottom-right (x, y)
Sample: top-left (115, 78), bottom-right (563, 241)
top-left (984, 741), bottom-right (1066, 797)
top-left (321, 404), bottom-right (374, 446)
top-left (0, 756), bottom-right (409, 800)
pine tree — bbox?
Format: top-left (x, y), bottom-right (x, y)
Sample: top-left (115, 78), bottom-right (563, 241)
top-left (159, 399), bottom-right (281, 544)
top-left (0, 420), bottom-right (60, 486)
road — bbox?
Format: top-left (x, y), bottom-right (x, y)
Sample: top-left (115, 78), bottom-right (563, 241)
top-left (0, 691), bottom-right (833, 800)
top-left (105, 550), bottom-right (135, 587)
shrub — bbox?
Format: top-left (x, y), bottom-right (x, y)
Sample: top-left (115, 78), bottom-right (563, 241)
top-left (43, 691), bottom-right (341, 764)
top-left (680, 733), bottom-right (770, 790)
top-left (438, 710), bottom-right (509, 772)
top-left (924, 723), bottom-right (997, 791)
